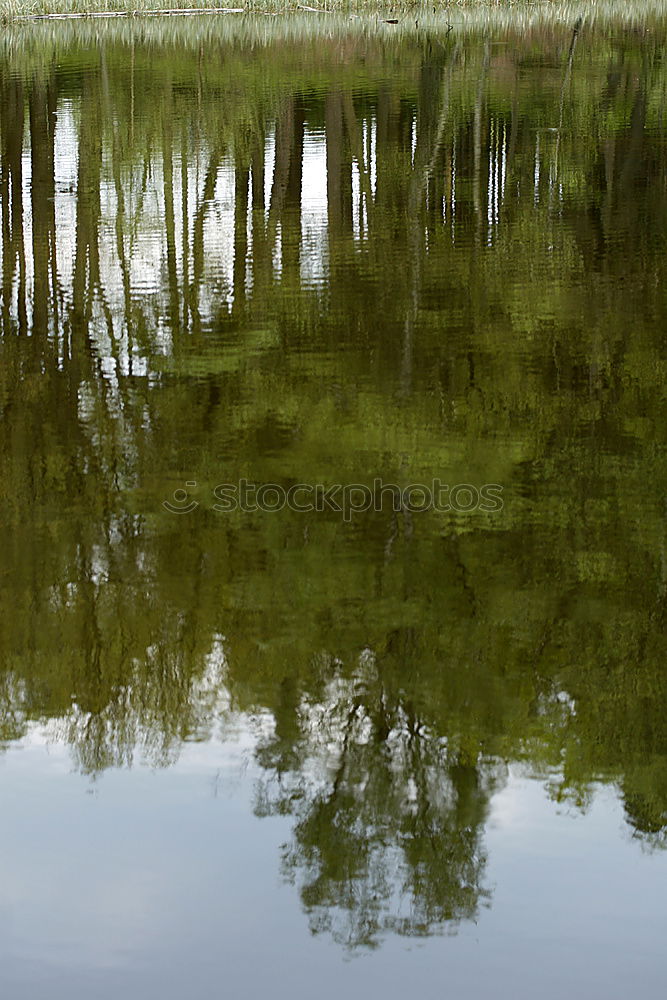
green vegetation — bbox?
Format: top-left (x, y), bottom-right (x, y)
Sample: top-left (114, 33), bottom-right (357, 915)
top-left (1, 8), bottom-right (666, 945)
top-left (3, 0), bottom-right (667, 26)
top-left (1, 0), bottom-right (470, 26)
top-left (2, 0), bottom-right (558, 24)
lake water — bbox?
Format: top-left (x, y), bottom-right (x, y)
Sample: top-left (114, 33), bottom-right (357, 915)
top-left (1, 7), bottom-right (666, 997)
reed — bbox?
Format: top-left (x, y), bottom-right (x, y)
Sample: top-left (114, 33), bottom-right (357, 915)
top-left (2, 0), bottom-right (666, 29)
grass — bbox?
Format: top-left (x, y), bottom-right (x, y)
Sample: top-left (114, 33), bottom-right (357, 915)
top-left (2, 0), bottom-right (667, 22)
top-left (0, 0), bottom-right (667, 22)
top-left (1, 0), bottom-right (666, 40)
top-left (0, 0), bottom-right (451, 20)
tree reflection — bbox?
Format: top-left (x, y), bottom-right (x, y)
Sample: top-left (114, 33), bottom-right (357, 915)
top-left (254, 654), bottom-right (500, 947)
top-left (1, 14), bottom-right (667, 946)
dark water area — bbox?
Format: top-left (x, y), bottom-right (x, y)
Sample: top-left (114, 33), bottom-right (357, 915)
top-left (1, 10), bottom-right (666, 997)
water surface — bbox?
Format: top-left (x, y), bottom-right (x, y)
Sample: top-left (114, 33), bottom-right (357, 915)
top-left (1, 9), bottom-right (666, 997)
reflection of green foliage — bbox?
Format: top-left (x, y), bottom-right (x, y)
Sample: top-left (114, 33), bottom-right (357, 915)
top-left (1, 11), bottom-right (667, 946)
top-left (254, 665), bottom-right (500, 947)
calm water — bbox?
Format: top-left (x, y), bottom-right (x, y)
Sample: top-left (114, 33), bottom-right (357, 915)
top-left (1, 9), bottom-right (667, 997)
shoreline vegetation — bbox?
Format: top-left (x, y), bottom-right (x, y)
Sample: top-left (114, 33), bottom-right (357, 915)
top-left (2, 6), bottom-right (667, 56)
top-left (3, 0), bottom-right (667, 25)
top-left (2, 0), bottom-right (559, 20)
